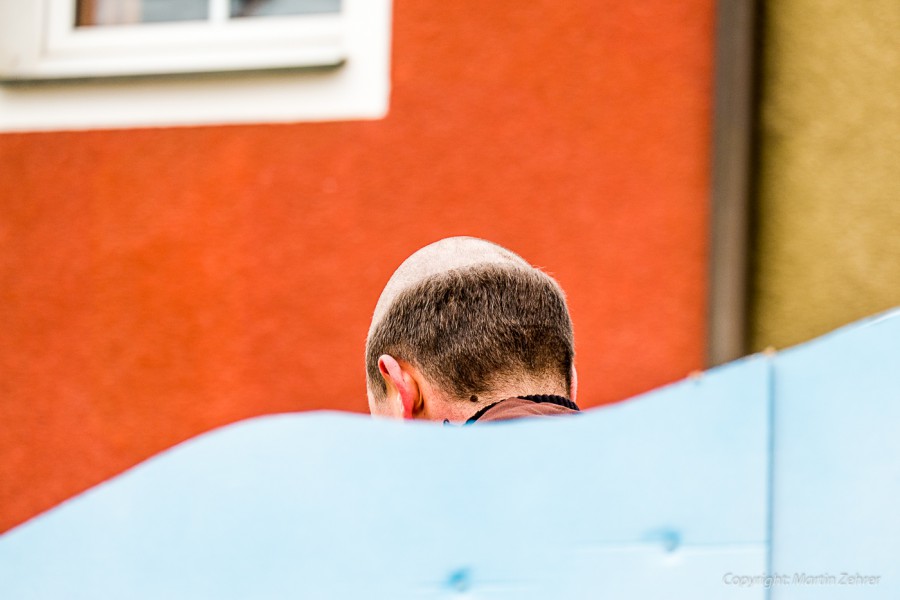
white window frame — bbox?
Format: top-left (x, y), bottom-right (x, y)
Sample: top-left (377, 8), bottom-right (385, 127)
top-left (3, 0), bottom-right (345, 81)
top-left (0, 0), bottom-right (391, 131)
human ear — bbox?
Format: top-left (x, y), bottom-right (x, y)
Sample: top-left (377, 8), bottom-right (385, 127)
top-left (377, 355), bottom-right (421, 420)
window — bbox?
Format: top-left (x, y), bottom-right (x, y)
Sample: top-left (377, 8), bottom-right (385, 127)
top-left (0, 0), bottom-right (391, 130)
top-left (77, 0), bottom-right (342, 24)
top-left (3, 0), bottom-right (346, 80)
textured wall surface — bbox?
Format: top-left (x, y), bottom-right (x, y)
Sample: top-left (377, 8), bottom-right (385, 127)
top-left (0, 0), bottom-right (714, 532)
top-left (752, 1), bottom-right (900, 351)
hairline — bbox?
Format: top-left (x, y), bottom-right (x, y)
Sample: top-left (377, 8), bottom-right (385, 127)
top-left (367, 237), bottom-right (532, 341)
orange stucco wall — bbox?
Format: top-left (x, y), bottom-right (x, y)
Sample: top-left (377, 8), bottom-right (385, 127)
top-left (0, 0), bottom-right (714, 532)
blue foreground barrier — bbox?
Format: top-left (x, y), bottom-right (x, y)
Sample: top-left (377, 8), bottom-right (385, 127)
top-left (1, 309), bottom-right (898, 599)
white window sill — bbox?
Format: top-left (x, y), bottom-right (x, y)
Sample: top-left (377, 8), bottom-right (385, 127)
top-left (0, 0), bottom-right (391, 131)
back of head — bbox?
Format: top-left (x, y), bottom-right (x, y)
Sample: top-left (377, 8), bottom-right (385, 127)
top-left (366, 237), bottom-right (574, 406)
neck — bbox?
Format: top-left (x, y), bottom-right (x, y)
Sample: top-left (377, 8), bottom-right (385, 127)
top-left (439, 381), bottom-right (569, 423)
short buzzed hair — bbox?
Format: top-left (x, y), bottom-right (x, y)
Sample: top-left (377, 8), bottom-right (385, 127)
top-left (366, 262), bottom-right (574, 402)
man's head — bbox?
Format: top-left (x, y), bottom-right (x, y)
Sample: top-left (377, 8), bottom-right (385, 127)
top-left (365, 237), bottom-right (576, 421)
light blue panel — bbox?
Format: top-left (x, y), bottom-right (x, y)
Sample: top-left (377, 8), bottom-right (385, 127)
top-left (561, 545), bottom-right (767, 599)
top-left (0, 357), bottom-right (770, 599)
top-left (771, 308), bottom-right (900, 600)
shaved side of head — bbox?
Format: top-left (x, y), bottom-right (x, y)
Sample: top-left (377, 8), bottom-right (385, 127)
top-left (366, 237), bottom-right (575, 406)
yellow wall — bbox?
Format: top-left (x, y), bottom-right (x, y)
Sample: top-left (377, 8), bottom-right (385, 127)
top-left (752, 1), bottom-right (900, 350)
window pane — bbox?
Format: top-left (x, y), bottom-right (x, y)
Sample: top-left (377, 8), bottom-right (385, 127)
top-left (141, 0), bottom-right (208, 23)
top-left (76, 0), bottom-right (208, 27)
top-left (230, 0), bottom-right (340, 18)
